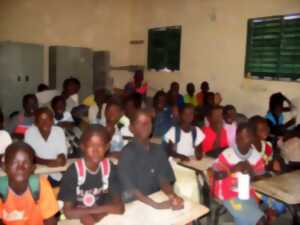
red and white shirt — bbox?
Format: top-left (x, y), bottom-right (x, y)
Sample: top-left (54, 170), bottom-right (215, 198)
top-left (211, 147), bottom-right (265, 201)
top-left (253, 141), bottom-right (273, 165)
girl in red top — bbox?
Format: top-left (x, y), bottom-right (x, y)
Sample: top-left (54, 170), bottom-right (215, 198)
top-left (200, 106), bottom-right (228, 158)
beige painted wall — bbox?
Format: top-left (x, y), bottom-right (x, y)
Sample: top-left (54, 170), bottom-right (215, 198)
top-left (0, 0), bottom-right (133, 89)
top-left (130, 0), bottom-right (300, 116)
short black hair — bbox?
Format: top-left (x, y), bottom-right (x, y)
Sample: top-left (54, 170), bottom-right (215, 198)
top-left (153, 90), bottom-right (166, 107)
top-left (106, 97), bottom-right (123, 110)
top-left (125, 93), bottom-right (142, 109)
top-left (51, 95), bottom-right (66, 109)
top-left (35, 107), bottom-right (54, 120)
top-left (249, 115), bottom-right (267, 134)
top-left (223, 105), bottom-right (236, 116)
top-left (207, 105), bottom-right (223, 117)
top-left (5, 142), bottom-right (35, 166)
top-left (37, 83), bottom-right (49, 92)
top-left (179, 103), bottom-right (194, 114)
top-left (80, 124), bottom-right (111, 145)
top-left (201, 81), bottom-right (209, 89)
top-left (130, 109), bottom-right (151, 125)
top-left (63, 77), bottom-right (81, 89)
top-left (22, 94), bottom-right (37, 106)
top-left (269, 92), bottom-right (285, 112)
top-left (236, 122), bottom-right (255, 136)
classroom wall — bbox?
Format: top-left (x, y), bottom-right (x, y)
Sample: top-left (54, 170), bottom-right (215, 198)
top-left (129, 0), bottom-right (300, 116)
top-left (0, 0), bottom-right (133, 90)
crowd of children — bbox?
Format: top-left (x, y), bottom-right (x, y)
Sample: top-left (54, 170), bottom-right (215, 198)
top-left (0, 71), bottom-right (299, 225)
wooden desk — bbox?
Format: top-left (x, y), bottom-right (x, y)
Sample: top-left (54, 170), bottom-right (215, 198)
top-left (254, 170), bottom-right (300, 224)
top-left (58, 191), bottom-right (209, 225)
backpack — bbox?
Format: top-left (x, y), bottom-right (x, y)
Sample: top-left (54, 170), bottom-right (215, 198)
top-left (74, 158), bottom-right (111, 190)
top-left (0, 175), bottom-right (40, 202)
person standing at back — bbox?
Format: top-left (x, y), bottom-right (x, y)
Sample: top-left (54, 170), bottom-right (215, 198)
top-left (196, 81), bottom-right (209, 107)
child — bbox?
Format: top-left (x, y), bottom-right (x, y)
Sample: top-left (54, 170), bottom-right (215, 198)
top-left (223, 105), bottom-right (237, 148)
top-left (88, 89), bottom-right (108, 124)
top-left (184, 83), bottom-right (197, 107)
top-left (164, 104), bottom-right (205, 161)
top-left (51, 96), bottom-right (81, 158)
top-left (100, 100), bottom-right (125, 157)
top-left (0, 109), bottom-right (12, 164)
top-left (124, 70), bottom-right (148, 98)
top-left (0, 142), bottom-right (59, 225)
top-left (167, 82), bottom-right (185, 109)
top-left (200, 106), bottom-right (228, 158)
top-left (6, 94), bottom-right (38, 138)
top-left (196, 81), bottom-right (209, 107)
top-left (195, 91), bottom-right (215, 126)
top-left (61, 78), bottom-right (81, 112)
top-left (211, 123), bottom-right (266, 225)
top-left (58, 125), bottom-right (124, 225)
top-left (118, 110), bottom-right (184, 210)
top-left (152, 90), bottom-right (175, 137)
top-left (24, 107), bottom-right (67, 186)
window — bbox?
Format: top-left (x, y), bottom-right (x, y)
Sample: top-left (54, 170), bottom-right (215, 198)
top-left (245, 14), bottom-right (300, 81)
top-left (147, 26), bottom-right (181, 71)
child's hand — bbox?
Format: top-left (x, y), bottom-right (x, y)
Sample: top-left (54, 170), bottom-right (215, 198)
top-left (179, 155), bottom-right (190, 162)
top-left (56, 154), bottom-right (66, 166)
top-left (169, 194), bottom-right (184, 210)
top-left (80, 215), bottom-right (95, 225)
top-left (273, 160), bottom-right (281, 172)
top-left (153, 200), bottom-right (172, 209)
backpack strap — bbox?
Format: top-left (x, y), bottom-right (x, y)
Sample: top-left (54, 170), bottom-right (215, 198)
top-left (100, 159), bottom-right (111, 191)
top-left (0, 176), bottom-right (9, 201)
top-left (28, 175), bottom-right (40, 202)
top-left (191, 126), bottom-right (197, 147)
top-left (75, 159), bottom-right (86, 186)
top-left (175, 126), bottom-right (181, 145)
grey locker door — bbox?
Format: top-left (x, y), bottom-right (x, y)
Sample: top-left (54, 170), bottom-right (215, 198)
top-left (0, 42), bottom-right (24, 116)
top-left (93, 51), bottom-right (110, 90)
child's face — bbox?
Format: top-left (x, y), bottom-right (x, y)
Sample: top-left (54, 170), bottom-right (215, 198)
top-left (81, 134), bottom-right (109, 165)
top-left (236, 129), bottom-right (254, 155)
top-left (105, 105), bottom-right (122, 125)
top-left (187, 84), bottom-right (195, 96)
top-left (256, 121), bottom-right (269, 141)
top-left (5, 150), bottom-right (34, 184)
top-left (224, 109), bottom-right (237, 124)
top-left (180, 107), bottom-right (194, 125)
top-left (36, 113), bottom-right (54, 134)
top-left (66, 83), bottom-right (80, 96)
top-left (156, 95), bottom-right (167, 111)
top-left (94, 90), bottom-right (106, 106)
top-left (130, 113), bottom-right (152, 140)
top-left (24, 97), bottom-right (38, 116)
top-left (53, 100), bottom-right (66, 116)
top-left (171, 83), bottom-right (179, 93)
top-left (209, 109), bottom-right (223, 126)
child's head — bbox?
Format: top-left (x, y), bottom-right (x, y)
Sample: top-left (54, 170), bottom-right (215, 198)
top-left (37, 83), bottom-right (49, 92)
top-left (249, 115), bottom-right (269, 141)
top-left (200, 81), bottom-right (209, 93)
top-left (0, 108), bottom-right (4, 129)
top-left (153, 90), bottom-right (167, 111)
top-left (105, 99), bottom-right (123, 125)
top-left (207, 106), bottom-right (223, 127)
top-left (63, 78), bottom-right (81, 97)
top-left (51, 96), bottom-right (66, 119)
top-left (35, 107), bottom-right (54, 134)
top-left (170, 82), bottom-right (180, 94)
top-left (80, 125), bottom-right (111, 165)
top-left (94, 88), bottom-right (107, 107)
top-left (203, 92), bottom-right (215, 106)
top-left (269, 92), bottom-right (285, 115)
top-left (179, 104), bottom-right (194, 125)
top-left (186, 83), bottom-right (195, 96)
top-left (223, 105), bottom-right (237, 124)
top-left (124, 93), bottom-right (142, 118)
top-left (4, 142), bottom-right (35, 185)
top-left (214, 92), bottom-right (222, 106)
top-left (23, 94), bottom-right (38, 117)
top-left (133, 70), bottom-right (144, 86)
top-left (130, 109), bottom-right (152, 141)
top-left (236, 123), bottom-right (255, 155)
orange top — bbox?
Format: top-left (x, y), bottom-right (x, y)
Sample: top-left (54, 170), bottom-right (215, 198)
top-left (196, 92), bottom-right (204, 107)
top-left (0, 176), bottom-right (59, 225)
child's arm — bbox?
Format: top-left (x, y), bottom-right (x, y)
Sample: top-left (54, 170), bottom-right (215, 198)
top-left (167, 141), bottom-right (190, 161)
top-left (160, 179), bottom-right (184, 210)
top-left (35, 154), bottom-right (66, 167)
top-left (43, 217), bottom-right (57, 225)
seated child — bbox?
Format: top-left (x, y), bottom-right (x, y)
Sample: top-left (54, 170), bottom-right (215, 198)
top-left (196, 81), bottom-right (209, 107)
top-left (0, 110), bottom-right (12, 164)
top-left (167, 82), bottom-right (185, 109)
top-left (25, 107), bottom-right (67, 186)
top-left (118, 110), bottom-right (184, 210)
top-left (164, 104), bottom-right (205, 161)
top-left (200, 106), bottom-right (228, 158)
top-left (59, 125), bottom-right (124, 225)
top-left (184, 83), bottom-right (197, 107)
top-left (88, 89), bottom-right (108, 124)
top-left (61, 78), bottom-right (81, 112)
top-left (6, 94), bottom-right (38, 139)
top-left (152, 90), bottom-right (175, 137)
top-left (223, 105), bottom-right (237, 148)
top-left (211, 123), bottom-right (266, 225)
top-left (100, 100), bottom-right (125, 158)
top-left (0, 142), bottom-right (59, 225)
